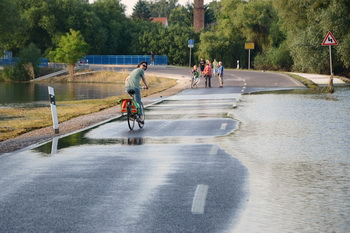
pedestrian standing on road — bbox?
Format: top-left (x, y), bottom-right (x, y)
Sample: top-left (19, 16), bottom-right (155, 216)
top-left (150, 51), bottom-right (155, 65)
top-left (125, 61), bottom-right (149, 123)
top-left (212, 59), bottom-right (218, 77)
top-left (204, 60), bottom-right (212, 88)
top-left (217, 61), bottom-right (224, 88)
top-left (199, 58), bottom-right (205, 78)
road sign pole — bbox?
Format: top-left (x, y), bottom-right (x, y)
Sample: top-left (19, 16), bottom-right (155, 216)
top-left (188, 39), bottom-right (194, 67)
top-left (329, 45), bottom-right (333, 75)
top-left (189, 47), bottom-right (192, 67)
top-left (328, 45), bottom-right (334, 92)
top-left (248, 49), bottom-right (251, 69)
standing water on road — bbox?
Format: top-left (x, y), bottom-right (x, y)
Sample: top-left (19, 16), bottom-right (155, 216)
top-left (224, 87), bottom-right (350, 233)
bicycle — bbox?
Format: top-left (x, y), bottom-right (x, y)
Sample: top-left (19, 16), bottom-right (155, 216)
top-left (120, 89), bottom-right (145, 130)
top-left (191, 74), bottom-right (200, 88)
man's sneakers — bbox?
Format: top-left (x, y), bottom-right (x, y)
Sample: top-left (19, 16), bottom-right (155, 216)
top-left (138, 115), bottom-right (144, 124)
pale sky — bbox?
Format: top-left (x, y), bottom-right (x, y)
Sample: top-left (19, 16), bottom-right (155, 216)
top-left (89, 0), bottom-right (214, 16)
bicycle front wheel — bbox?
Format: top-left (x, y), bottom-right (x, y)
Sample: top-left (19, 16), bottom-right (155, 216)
top-left (138, 103), bottom-right (145, 129)
top-left (127, 102), bottom-right (135, 130)
top-left (191, 78), bottom-right (195, 88)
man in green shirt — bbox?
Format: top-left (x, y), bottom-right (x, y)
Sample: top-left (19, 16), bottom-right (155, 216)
top-left (125, 61), bottom-right (149, 123)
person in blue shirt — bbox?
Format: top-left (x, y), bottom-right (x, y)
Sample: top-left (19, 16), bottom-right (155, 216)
top-left (217, 61), bottom-right (224, 88)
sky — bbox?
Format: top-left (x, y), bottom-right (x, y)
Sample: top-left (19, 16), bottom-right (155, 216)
top-left (89, 0), bottom-right (214, 16)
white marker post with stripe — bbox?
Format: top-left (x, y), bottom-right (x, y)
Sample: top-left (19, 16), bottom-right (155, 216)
top-left (48, 86), bottom-right (59, 134)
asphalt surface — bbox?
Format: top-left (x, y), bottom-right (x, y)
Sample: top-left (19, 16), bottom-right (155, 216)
top-left (0, 67), bottom-right (305, 232)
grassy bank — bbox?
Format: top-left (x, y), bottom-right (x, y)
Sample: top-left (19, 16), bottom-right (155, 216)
top-left (0, 71), bottom-right (176, 141)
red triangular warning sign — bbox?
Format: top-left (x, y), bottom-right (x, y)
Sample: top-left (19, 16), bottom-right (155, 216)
top-left (322, 31), bottom-right (338, 46)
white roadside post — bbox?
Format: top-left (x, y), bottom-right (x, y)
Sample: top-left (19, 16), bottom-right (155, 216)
top-left (321, 31), bottom-right (338, 92)
top-left (48, 86), bottom-right (59, 134)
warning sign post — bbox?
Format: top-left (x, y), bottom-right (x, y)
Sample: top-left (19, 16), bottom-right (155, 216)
top-left (322, 31), bottom-right (338, 92)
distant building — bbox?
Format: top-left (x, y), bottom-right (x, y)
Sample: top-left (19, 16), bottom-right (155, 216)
top-left (194, 0), bottom-right (204, 32)
top-left (150, 17), bottom-right (169, 27)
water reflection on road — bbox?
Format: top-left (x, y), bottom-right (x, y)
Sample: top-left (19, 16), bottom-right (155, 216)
top-left (221, 87), bottom-right (350, 233)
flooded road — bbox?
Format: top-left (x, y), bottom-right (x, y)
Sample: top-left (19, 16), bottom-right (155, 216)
top-left (0, 86), bottom-right (248, 232)
top-left (224, 88), bottom-right (350, 233)
top-left (1, 69), bottom-right (349, 232)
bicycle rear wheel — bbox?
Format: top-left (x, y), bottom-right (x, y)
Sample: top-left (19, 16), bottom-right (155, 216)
top-left (127, 102), bottom-right (135, 130)
top-left (138, 103), bottom-right (145, 129)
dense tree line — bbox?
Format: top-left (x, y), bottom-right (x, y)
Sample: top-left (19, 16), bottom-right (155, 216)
top-left (198, 0), bottom-right (350, 75)
top-left (1, 0), bottom-right (350, 81)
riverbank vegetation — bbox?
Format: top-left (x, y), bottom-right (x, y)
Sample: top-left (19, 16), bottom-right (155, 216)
top-left (0, 71), bottom-right (176, 141)
top-left (1, 0), bottom-right (350, 82)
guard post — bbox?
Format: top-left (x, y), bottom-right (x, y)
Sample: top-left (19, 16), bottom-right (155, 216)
top-left (48, 86), bottom-right (59, 134)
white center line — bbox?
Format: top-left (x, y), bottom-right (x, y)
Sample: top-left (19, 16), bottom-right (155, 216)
top-left (220, 123), bottom-right (227, 130)
top-left (191, 184), bottom-right (209, 214)
top-left (209, 145), bottom-right (219, 155)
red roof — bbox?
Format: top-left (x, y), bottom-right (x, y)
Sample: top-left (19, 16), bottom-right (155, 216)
top-left (150, 17), bottom-right (168, 27)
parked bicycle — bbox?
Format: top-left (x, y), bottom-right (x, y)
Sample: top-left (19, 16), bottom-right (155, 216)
top-left (120, 89), bottom-right (145, 130)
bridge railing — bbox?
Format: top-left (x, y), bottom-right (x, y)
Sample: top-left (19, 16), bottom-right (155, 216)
top-left (83, 55), bottom-right (168, 65)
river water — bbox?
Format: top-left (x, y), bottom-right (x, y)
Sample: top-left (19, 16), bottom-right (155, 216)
top-left (220, 87), bottom-right (350, 232)
top-left (0, 82), bottom-right (125, 107)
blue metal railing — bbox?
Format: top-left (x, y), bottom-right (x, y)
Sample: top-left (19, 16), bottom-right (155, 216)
top-left (0, 58), bottom-right (48, 67)
top-left (83, 55), bottom-right (168, 65)
top-left (0, 55), bottom-right (168, 67)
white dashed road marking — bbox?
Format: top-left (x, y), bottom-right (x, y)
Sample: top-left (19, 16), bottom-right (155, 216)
top-left (209, 145), bottom-right (219, 155)
top-left (220, 123), bottom-right (227, 130)
top-left (191, 184), bottom-right (209, 214)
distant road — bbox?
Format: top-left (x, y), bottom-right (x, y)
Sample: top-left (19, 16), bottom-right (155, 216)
top-left (90, 64), bottom-right (306, 89)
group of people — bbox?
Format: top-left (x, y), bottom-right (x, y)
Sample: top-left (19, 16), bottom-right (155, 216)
top-left (192, 58), bottom-right (224, 88)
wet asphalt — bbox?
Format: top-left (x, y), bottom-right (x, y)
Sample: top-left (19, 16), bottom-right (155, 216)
top-left (0, 68), bottom-right (305, 232)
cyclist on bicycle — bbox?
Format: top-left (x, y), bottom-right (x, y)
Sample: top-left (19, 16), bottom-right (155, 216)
top-left (125, 61), bottom-right (149, 123)
top-left (190, 65), bottom-right (200, 88)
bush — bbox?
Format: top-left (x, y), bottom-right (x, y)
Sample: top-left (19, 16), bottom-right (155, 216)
top-left (254, 44), bottom-right (293, 71)
top-left (0, 65), bottom-right (27, 81)
top-left (0, 43), bottom-right (42, 81)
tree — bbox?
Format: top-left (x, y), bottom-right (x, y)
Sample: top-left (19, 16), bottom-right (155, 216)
top-left (132, 0), bottom-right (151, 20)
top-left (168, 6), bottom-right (192, 27)
top-left (19, 43), bottom-right (42, 80)
top-left (204, 1), bottom-right (220, 28)
top-left (0, 0), bottom-right (21, 50)
top-left (49, 29), bottom-right (89, 77)
top-left (149, 0), bottom-right (179, 18)
top-left (273, 0), bottom-right (350, 74)
top-left (196, 0), bottom-right (246, 68)
top-left (92, 0), bottom-right (129, 54)
top-left (1, 43), bottom-right (42, 81)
